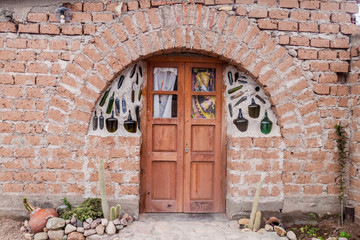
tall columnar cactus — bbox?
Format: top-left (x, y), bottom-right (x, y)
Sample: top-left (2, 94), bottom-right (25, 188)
top-left (99, 159), bottom-right (109, 220)
top-left (249, 180), bottom-right (263, 229)
top-left (253, 211), bottom-right (262, 231)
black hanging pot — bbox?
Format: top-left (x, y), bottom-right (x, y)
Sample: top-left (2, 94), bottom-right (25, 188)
top-left (248, 98), bottom-right (260, 118)
top-left (233, 109), bottom-right (248, 132)
top-left (105, 111), bottom-right (118, 133)
top-left (124, 110), bottom-right (137, 133)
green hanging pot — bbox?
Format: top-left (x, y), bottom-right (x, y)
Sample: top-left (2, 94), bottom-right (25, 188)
top-left (248, 98), bottom-right (260, 118)
top-left (106, 111), bottom-right (118, 133)
top-left (260, 111), bottom-right (272, 134)
top-left (124, 110), bottom-right (137, 133)
top-left (233, 108), bottom-right (248, 132)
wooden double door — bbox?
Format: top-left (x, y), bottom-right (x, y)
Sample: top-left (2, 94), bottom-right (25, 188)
top-left (142, 57), bottom-right (225, 213)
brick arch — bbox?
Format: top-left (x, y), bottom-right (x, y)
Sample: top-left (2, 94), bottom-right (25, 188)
top-left (51, 3), bottom-right (304, 142)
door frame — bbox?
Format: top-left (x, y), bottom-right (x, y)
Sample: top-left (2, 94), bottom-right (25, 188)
top-left (140, 55), bottom-right (227, 213)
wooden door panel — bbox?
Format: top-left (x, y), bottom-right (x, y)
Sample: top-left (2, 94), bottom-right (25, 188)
top-left (191, 125), bottom-right (215, 152)
top-left (152, 161), bottom-right (177, 199)
top-left (190, 162), bottom-right (214, 200)
top-left (152, 124), bottom-right (177, 152)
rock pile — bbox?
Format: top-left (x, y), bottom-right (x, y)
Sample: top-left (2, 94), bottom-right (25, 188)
top-left (20, 213), bottom-right (133, 240)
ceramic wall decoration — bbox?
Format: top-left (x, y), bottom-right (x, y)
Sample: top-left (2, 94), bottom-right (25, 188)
top-left (89, 62), bottom-right (145, 136)
top-left (225, 65), bottom-right (279, 137)
top-left (124, 111), bottom-right (137, 133)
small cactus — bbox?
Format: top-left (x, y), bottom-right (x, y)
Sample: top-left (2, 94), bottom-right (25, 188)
top-left (253, 211), bottom-right (262, 231)
top-left (110, 206), bottom-right (116, 221)
top-left (115, 204), bottom-right (121, 219)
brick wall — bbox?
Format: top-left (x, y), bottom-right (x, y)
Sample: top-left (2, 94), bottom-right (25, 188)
top-left (0, 0), bottom-right (359, 219)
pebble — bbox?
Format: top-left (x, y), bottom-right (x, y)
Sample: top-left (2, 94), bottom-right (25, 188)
top-left (76, 220), bottom-right (83, 227)
top-left (46, 218), bottom-right (66, 230)
top-left (265, 224), bottom-right (273, 231)
top-left (34, 232), bottom-right (48, 240)
top-left (338, 238), bottom-right (347, 240)
top-left (101, 218), bottom-right (109, 227)
top-left (86, 218), bottom-right (93, 224)
top-left (77, 227), bottom-right (85, 233)
top-left (24, 233), bottom-right (33, 240)
top-left (84, 229), bottom-right (97, 237)
top-left (326, 238), bottom-right (337, 240)
top-left (113, 219), bottom-right (121, 225)
top-left (96, 224), bottom-right (105, 235)
top-left (274, 226), bottom-right (286, 237)
top-left (119, 218), bottom-right (128, 226)
top-left (286, 230), bottom-right (296, 240)
top-left (64, 224), bottom-right (77, 234)
top-left (83, 222), bottom-right (91, 230)
top-left (91, 218), bottom-right (102, 229)
top-left (24, 220), bottom-right (29, 228)
top-left (116, 224), bottom-right (124, 231)
top-left (238, 218), bottom-right (250, 225)
top-left (62, 235), bottom-right (67, 240)
top-left (105, 221), bottom-right (116, 235)
top-left (65, 220), bottom-right (70, 225)
top-left (257, 228), bottom-right (266, 234)
top-left (70, 216), bottom-right (76, 225)
top-left (67, 232), bottom-right (85, 240)
top-left (47, 230), bottom-right (64, 240)
top-left (241, 228), bottom-right (252, 232)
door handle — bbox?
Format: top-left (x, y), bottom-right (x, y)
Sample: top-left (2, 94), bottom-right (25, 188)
top-left (185, 147), bottom-right (189, 153)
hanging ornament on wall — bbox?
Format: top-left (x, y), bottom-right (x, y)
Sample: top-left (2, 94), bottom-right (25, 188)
top-left (130, 64), bottom-right (137, 78)
top-left (115, 97), bottom-right (120, 116)
top-left (106, 92), bottom-right (115, 114)
top-left (260, 111), bottom-right (273, 134)
top-left (228, 85), bottom-right (243, 94)
top-left (99, 90), bottom-right (110, 107)
top-left (255, 95), bottom-right (266, 104)
top-left (234, 72), bottom-right (239, 82)
top-left (106, 111), bottom-right (118, 133)
top-left (124, 110), bottom-right (137, 133)
top-left (228, 103), bottom-right (233, 118)
top-left (136, 72), bottom-right (139, 85)
top-left (248, 98), bottom-right (260, 118)
top-left (131, 84), bottom-right (135, 103)
top-left (138, 87), bottom-right (142, 101)
top-left (117, 75), bottom-right (125, 89)
top-left (234, 96), bottom-right (247, 107)
top-left (122, 98), bottom-right (126, 114)
top-left (135, 106), bottom-right (141, 131)
top-left (139, 66), bottom-right (143, 77)
top-left (99, 112), bottom-right (104, 130)
top-left (228, 71), bottom-right (233, 85)
top-left (92, 111), bottom-right (98, 131)
top-left (230, 91), bottom-right (244, 100)
top-left (233, 109), bottom-right (248, 132)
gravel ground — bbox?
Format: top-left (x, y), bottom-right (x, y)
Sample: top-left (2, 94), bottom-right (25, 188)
top-left (0, 218), bottom-right (23, 240)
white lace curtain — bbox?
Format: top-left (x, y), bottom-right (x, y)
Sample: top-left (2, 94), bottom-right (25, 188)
top-left (153, 67), bottom-right (177, 118)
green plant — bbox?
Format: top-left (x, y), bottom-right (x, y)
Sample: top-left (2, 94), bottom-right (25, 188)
top-left (339, 231), bottom-right (352, 239)
top-left (60, 198), bottom-right (103, 222)
top-left (334, 123), bottom-right (349, 226)
top-left (63, 197), bottom-right (73, 210)
top-left (109, 204), bottom-right (121, 221)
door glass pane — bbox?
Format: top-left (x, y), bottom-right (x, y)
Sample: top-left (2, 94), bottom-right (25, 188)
top-left (153, 94), bottom-right (177, 118)
top-left (191, 96), bottom-right (216, 119)
top-left (153, 67), bottom-right (177, 91)
top-left (192, 68), bottom-right (216, 92)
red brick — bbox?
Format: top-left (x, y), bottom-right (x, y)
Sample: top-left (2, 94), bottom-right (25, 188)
top-left (27, 12), bottom-right (48, 22)
top-left (62, 2), bottom-right (82, 12)
top-left (84, 2), bottom-right (104, 11)
top-left (40, 24), bottom-right (60, 35)
top-left (330, 62), bottom-right (349, 73)
top-left (258, 19), bottom-right (277, 30)
top-left (18, 24), bottom-right (39, 33)
top-left (93, 13), bottom-right (114, 22)
top-left (146, 8), bottom-right (161, 29)
top-left (320, 24), bottom-right (339, 33)
top-left (235, 0), bottom-right (254, 3)
top-left (313, 84), bottom-right (330, 95)
top-left (5, 63), bottom-right (25, 73)
top-left (25, 184), bottom-right (46, 193)
top-left (310, 38), bottom-right (329, 48)
top-left (318, 50), bottom-right (337, 60)
top-left (128, 1), bottom-right (139, 10)
top-left (269, 9), bottom-right (288, 19)
top-left (62, 25), bottom-right (82, 35)
top-left (84, 25), bottom-right (96, 35)
top-left (319, 73), bottom-right (337, 83)
top-left (3, 183), bottom-right (23, 192)
top-left (0, 74), bottom-right (14, 84)
top-left (299, 22), bottom-right (318, 32)
top-left (139, 0), bottom-right (151, 8)
top-left (0, 22), bottom-right (16, 32)
top-left (290, 36), bottom-right (309, 46)
top-left (0, 122), bottom-right (12, 133)
top-left (248, 8), bottom-right (268, 18)
top-left (279, 0), bottom-right (298, 8)
top-left (235, 6), bottom-right (247, 16)
top-left (331, 13), bottom-right (351, 23)
top-left (290, 11), bottom-right (310, 21)
top-left (310, 62), bottom-right (329, 72)
top-left (311, 12), bottom-right (330, 21)
top-left (278, 21), bottom-right (298, 31)
top-left (320, 2), bottom-right (339, 11)
top-left (279, 35), bottom-right (289, 45)
top-left (338, 50), bottom-right (350, 60)
top-left (341, 24), bottom-right (360, 35)
top-left (0, 50), bottom-right (15, 60)
top-left (7, 39), bottom-right (27, 49)
top-left (28, 39), bottom-right (47, 49)
top-left (135, 12), bottom-right (148, 33)
top-left (17, 51), bottom-right (36, 61)
top-left (38, 52), bottom-right (58, 61)
top-left (72, 13), bottom-right (92, 22)
top-left (340, 2), bottom-right (359, 14)
top-left (49, 40), bottom-right (69, 50)
top-left (28, 63), bottom-right (48, 74)
top-left (215, 0), bottom-right (233, 3)
top-left (300, 1), bottom-right (319, 9)
top-left (304, 185), bottom-right (323, 195)
top-left (258, 0), bottom-right (277, 6)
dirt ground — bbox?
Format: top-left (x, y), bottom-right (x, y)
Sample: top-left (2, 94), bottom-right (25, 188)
top-left (0, 218), bottom-right (23, 240)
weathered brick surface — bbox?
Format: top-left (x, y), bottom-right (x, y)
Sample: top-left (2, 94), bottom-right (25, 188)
top-left (0, 0), bottom-right (359, 220)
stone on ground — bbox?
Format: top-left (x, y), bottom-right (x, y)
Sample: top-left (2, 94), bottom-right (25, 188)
top-left (47, 230), bottom-right (64, 240)
top-left (286, 230), bottom-right (296, 240)
top-left (64, 224), bottom-right (76, 234)
top-left (34, 232), bottom-right (48, 240)
top-left (105, 221), bottom-right (116, 235)
top-left (67, 232), bottom-right (85, 240)
top-left (46, 218), bottom-right (66, 230)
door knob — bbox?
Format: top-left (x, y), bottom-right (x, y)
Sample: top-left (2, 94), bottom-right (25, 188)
top-left (185, 147), bottom-right (189, 153)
